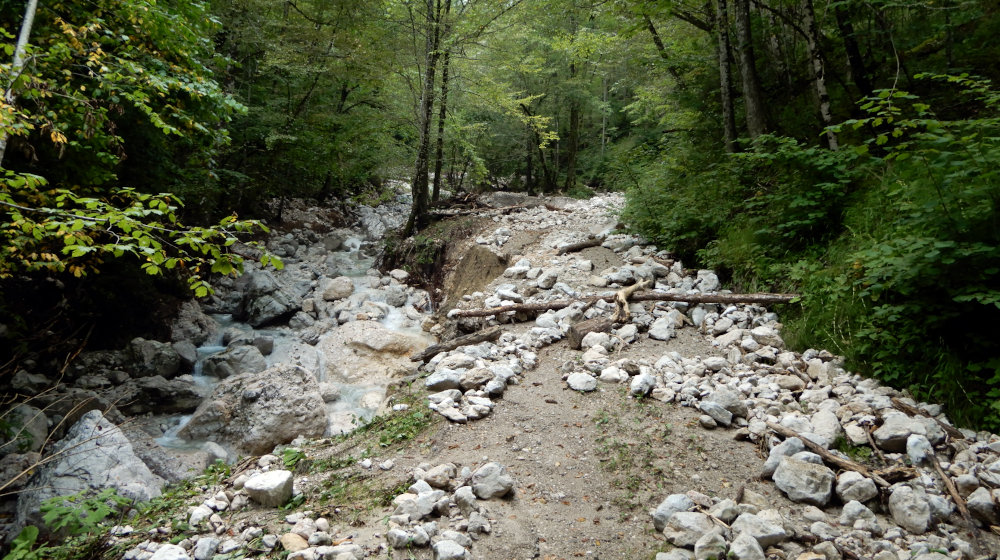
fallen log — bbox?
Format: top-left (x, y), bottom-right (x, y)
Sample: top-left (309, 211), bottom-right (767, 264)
top-left (557, 236), bottom-right (602, 255)
top-left (447, 290), bottom-right (798, 318)
top-left (567, 317), bottom-right (614, 349)
top-left (766, 421), bottom-right (892, 488)
top-left (410, 326), bottom-right (503, 362)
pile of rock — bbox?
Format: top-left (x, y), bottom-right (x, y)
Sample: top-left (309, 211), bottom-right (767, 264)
top-left (384, 461), bottom-right (515, 560)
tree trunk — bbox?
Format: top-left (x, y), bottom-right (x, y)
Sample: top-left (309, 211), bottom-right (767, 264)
top-left (715, 0), bottom-right (738, 152)
top-left (403, 0), bottom-right (442, 236)
top-left (431, 0), bottom-right (452, 203)
top-left (733, 0), bottom-right (768, 139)
top-left (802, 0), bottom-right (838, 150)
top-left (0, 0), bottom-right (40, 166)
top-left (563, 92), bottom-right (580, 192)
top-left (643, 14), bottom-right (686, 88)
top-left (525, 132), bottom-right (534, 194)
top-left (834, 6), bottom-right (872, 97)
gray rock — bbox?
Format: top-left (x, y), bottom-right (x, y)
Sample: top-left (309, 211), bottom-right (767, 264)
top-left (906, 434), bottom-right (934, 465)
top-left (15, 410), bottom-right (164, 537)
top-left (873, 412), bottom-right (922, 452)
top-left (173, 340), bottom-right (198, 369)
top-left (888, 485), bottom-right (932, 534)
top-left (809, 409), bottom-right (843, 447)
top-left (663, 512), bottom-right (715, 547)
top-left (567, 372), bottom-right (598, 392)
top-left (203, 344), bottom-right (267, 379)
top-left (750, 326), bottom-right (783, 348)
top-left (694, 529), bottom-right (727, 560)
top-left (244, 470), bottom-right (293, 507)
top-left (130, 337), bottom-right (181, 378)
top-left (728, 531), bottom-right (765, 560)
top-left (459, 367), bottom-right (494, 391)
top-left (655, 551), bottom-right (695, 560)
top-left (706, 387), bottom-right (748, 418)
top-left (707, 499), bottom-right (740, 523)
top-left (1, 404), bottom-right (46, 454)
top-left (432, 539), bottom-right (469, 560)
top-left (836, 471), bottom-right (878, 503)
top-left (731, 512), bottom-right (787, 547)
top-left (698, 401), bottom-right (733, 427)
top-left (471, 462), bottom-right (514, 499)
top-left (108, 375), bottom-right (204, 416)
top-left (761, 437), bottom-right (806, 478)
top-left (652, 494), bottom-right (695, 531)
top-left (773, 456), bottom-right (835, 506)
top-left (322, 276), bottom-right (355, 301)
top-left (649, 317), bottom-right (676, 341)
top-left (170, 300), bottom-right (219, 346)
top-left (630, 372), bottom-right (656, 396)
top-left (696, 270), bottom-right (720, 292)
top-left (425, 369), bottom-right (463, 391)
top-left (193, 537), bottom-right (220, 560)
top-left (177, 365), bottom-right (326, 456)
top-left (386, 528), bottom-right (412, 549)
top-left (454, 486), bottom-right (477, 517)
top-left (967, 487), bottom-right (999, 524)
top-left (149, 544), bottom-right (191, 560)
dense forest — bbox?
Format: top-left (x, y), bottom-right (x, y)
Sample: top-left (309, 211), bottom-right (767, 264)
top-left (1, 0), bottom-right (999, 428)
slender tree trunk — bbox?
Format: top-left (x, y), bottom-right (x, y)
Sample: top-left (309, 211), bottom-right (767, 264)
top-left (716, 0), bottom-right (738, 152)
top-left (0, 0), bottom-right (40, 166)
top-left (834, 6), bottom-right (872, 97)
top-left (404, 0), bottom-right (441, 236)
top-left (802, 0), bottom-right (837, 150)
top-left (763, 10), bottom-right (791, 88)
top-left (733, 0), bottom-right (768, 139)
top-left (564, 89), bottom-right (580, 192)
top-left (525, 132), bottom-right (534, 194)
top-left (431, 0), bottom-right (451, 202)
top-left (643, 14), bottom-right (686, 88)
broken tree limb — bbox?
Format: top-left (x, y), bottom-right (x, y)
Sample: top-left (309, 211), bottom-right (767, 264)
top-left (891, 397), bottom-right (965, 441)
top-left (614, 279), bottom-right (652, 322)
top-left (410, 326), bottom-right (502, 362)
top-left (557, 236), bottom-right (602, 255)
top-left (567, 317), bottom-right (614, 349)
top-left (447, 290), bottom-right (798, 318)
top-left (766, 421), bottom-right (892, 488)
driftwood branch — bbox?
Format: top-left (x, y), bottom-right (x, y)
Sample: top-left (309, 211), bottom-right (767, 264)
top-left (766, 421), bottom-right (892, 488)
top-left (410, 326), bottom-right (502, 362)
top-left (891, 397), bottom-right (965, 441)
top-left (557, 236), bottom-right (602, 255)
top-left (614, 279), bottom-right (652, 322)
top-left (567, 317), bottom-right (613, 349)
top-left (448, 290), bottom-right (798, 318)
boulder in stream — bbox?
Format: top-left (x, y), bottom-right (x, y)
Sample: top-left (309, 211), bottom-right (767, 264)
top-left (177, 364), bottom-right (327, 456)
top-left (318, 320), bottom-right (429, 384)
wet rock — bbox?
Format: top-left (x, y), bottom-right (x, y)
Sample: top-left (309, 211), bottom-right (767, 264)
top-left (170, 300), bottom-right (219, 346)
top-left (130, 337), bottom-right (181, 378)
top-left (178, 365), bottom-right (326, 456)
top-left (203, 344), bottom-right (268, 379)
top-left (318, 321), bottom-right (427, 383)
top-left (773, 456), bottom-right (835, 506)
top-left (245, 470), bottom-right (293, 507)
top-left (15, 410), bottom-right (163, 536)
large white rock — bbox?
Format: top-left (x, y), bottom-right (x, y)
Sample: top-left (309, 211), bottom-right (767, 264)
top-left (836, 471), bottom-right (879, 503)
top-left (318, 321), bottom-right (429, 384)
top-left (321, 276), bottom-right (355, 300)
top-left (662, 512), bottom-right (715, 547)
top-left (567, 372), bottom-right (598, 392)
top-left (772, 456), bottom-right (835, 506)
top-left (731, 512), bottom-right (787, 547)
top-left (244, 470), bottom-right (294, 507)
top-left (177, 364), bottom-right (327, 456)
top-left (888, 484), bottom-right (932, 534)
top-left (149, 544), bottom-right (192, 560)
top-left (651, 494), bottom-right (695, 531)
top-left (432, 539), bottom-right (469, 559)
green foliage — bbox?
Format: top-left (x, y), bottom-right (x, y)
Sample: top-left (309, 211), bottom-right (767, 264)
top-left (2, 527), bottom-right (49, 560)
top-left (282, 448), bottom-right (308, 469)
top-left (0, 174), bottom-right (283, 295)
top-left (41, 488), bottom-right (131, 537)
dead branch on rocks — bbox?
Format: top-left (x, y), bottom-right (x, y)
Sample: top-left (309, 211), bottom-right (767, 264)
top-left (766, 422), bottom-right (893, 488)
top-left (410, 326), bottom-right (503, 362)
top-left (567, 317), bottom-right (614, 349)
top-left (556, 236), bottom-right (602, 255)
top-left (613, 279), bottom-right (652, 322)
top-left (447, 290), bottom-right (798, 318)
top-left (891, 397), bottom-right (965, 441)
